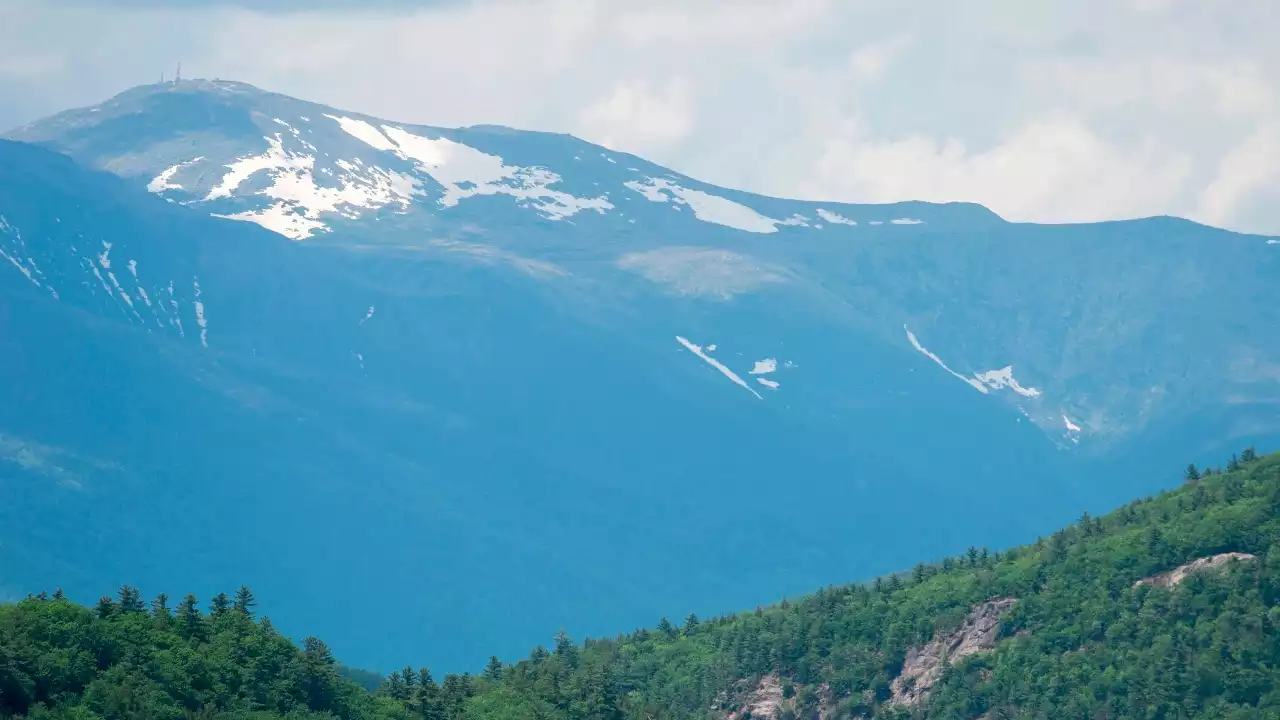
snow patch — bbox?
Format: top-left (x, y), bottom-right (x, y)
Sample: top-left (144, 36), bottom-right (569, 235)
top-left (359, 305), bottom-right (376, 325)
top-left (905, 326), bottom-right (989, 394)
top-left (676, 336), bottom-right (762, 399)
top-left (757, 377), bottom-right (780, 389)
top-left (192, 279), bottom-right (208, 347)
top-left (167, 281), bottom-right (185, 338)
top-left (974, 366), bottom-right (1041, 398)
top-left (624, 177), bottom-right (783, 234)
top-left (146, 157), bottom-right (204, 193)
top-left (891, 218), bottom-right (925, 225)
top-left (326, 115), bottom-right (400, 153)
top-left (750, 358), bottom-right (778, 375)
top-left (816, 208), bottom-right (857, 226)
top-left (206, 134), bottom-right (421, 239)
top-left (0, 216), bottom-right (57, 298)
top-left (349, 124), bottom-right (614, 220)
top-left (1063, 415), bottom-right (1081, 433)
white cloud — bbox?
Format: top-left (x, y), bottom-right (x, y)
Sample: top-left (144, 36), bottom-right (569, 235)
top-left (848, 33), bottom-right (913, 82)
top-left (2, 0), bottom-right (1279, 234)
top-left (578, 78), bottom-right (695, 152)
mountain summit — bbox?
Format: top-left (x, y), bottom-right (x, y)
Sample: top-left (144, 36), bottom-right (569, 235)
top-left (1, 79), bottom-right (1278, 670)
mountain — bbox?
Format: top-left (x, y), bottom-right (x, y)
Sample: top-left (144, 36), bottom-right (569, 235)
top-left (4, 450), bottom-right (1279, 719)
top-left (1, 79), bottom-right (1278, 673)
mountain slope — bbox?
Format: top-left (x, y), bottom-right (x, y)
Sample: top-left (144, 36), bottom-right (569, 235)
top-left (2, 80), bottom-right (1279, 672)
top-left (8, 79), bottom-right (1279, 449)
top-left (0, 138), bottom-right (1097, 674)
top-left (3, 450), bottom-right (1278, 719)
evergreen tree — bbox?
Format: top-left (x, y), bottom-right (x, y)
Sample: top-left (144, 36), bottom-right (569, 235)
top-left (1185, 463), bottom-right (1201, 482)
top-left (1242, 447), bottom-right (1258, 464)
top-left (209, 592), bottom-right (231, 617)
top-left (94, 595), bottom-right (114, 619)
top-left (178, 594), bottom-right (202, 639)
top-left (385, 672), bottom-right (407, 702)
top-left (300, 636), bottom-right (338, 713)
top-left (912, 563), bottom-right (927, 583)
top-left (656, 617), bottom-right (675, 638)
top-left (150, 593), bottom-right (170, 618)
top-left (117, 584), bottom-right (145, 613)
top-left (233, 585), bottom-right (257, 616)
top-left (683, 613), bottom-right (700, 634)
top-left (52, 587), bottom-right (65, 601)
top-left (483, 655), bottom-right (503, 680)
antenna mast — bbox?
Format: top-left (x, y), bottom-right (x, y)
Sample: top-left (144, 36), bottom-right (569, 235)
top-left (175, 62), bottom-right (182, 83)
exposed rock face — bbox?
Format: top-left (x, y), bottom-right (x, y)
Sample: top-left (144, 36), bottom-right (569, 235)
top-left (726, 674), bottom-right (784, 720)
top-left (1134, 552), bottom-right (1257, 588)
top-left (888, 597), bottom-right (1017, 707)
top-left (718, 675), bottom-right (836, 720)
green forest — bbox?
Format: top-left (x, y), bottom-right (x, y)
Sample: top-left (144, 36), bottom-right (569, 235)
top-left (3, 450), bottom-right (1279, 720)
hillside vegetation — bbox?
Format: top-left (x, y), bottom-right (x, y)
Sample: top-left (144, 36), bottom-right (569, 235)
top-left (3, 450), bottom-right (1279, 720)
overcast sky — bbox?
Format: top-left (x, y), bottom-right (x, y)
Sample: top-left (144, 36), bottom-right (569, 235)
top-left (1, 0), bottom-right (1277, 234)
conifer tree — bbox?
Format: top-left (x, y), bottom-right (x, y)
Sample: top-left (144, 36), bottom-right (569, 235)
top-left (117, 585), bottom-right (145, 613)
top-left (209, 592), bottom-right (231, 617)
top-left (1185, 463), bottom-right (1201, 482)
top-left (233, 585), bottom-right (257, 617)
top-left (179, 594), bottom-right (202, 638)
top-left (95, 595), bottom-right (115, 619)
top-left (683, 613), bottom-right (700, 634)
top-left (484, 656), bottom-right (503, 680)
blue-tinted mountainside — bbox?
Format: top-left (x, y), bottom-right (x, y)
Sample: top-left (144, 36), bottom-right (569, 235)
top-left (2, 80), bottom-right (1278, 673)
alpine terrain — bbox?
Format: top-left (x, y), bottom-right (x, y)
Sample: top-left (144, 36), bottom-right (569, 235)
top-left (1, 79), bottom-right (1277, 673)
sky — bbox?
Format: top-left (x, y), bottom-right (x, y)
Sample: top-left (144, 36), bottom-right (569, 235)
top-left (1, 0), bottom-right (1277, 235)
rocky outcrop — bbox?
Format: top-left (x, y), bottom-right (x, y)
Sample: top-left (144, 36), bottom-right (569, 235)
top-left (887, 597), bottom-right (1017, 707)
top-left (1134, 552), bottom-right (1256, 588)
top-left (725, 674), bottom-right (784, 720)
top-left (717, 674), bottom-right (836, 720)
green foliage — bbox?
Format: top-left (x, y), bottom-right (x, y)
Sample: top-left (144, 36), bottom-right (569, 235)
top-left (2, 450), bottom-right (1278, 719)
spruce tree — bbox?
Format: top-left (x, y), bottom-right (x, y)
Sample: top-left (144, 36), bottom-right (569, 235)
top-left (209, 592), bottom-right (231, 617)
top-left (117, 585), bottom-right (145, 613)
top-left (233, 585), bottom-right (257, 617)
top-left (179, 594), bottom-right (202, 638)
top-left (483, 656), bottom-right (503, 680)
top-left (683, 613), bottom-right (700, 634)
top-left (95, 596), bottom-right (115, 619)
top-left (1185, 463), bottom-right (1201, 482)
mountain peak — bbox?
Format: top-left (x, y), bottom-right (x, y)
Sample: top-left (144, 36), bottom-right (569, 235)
top-left (5, 79), bottom-right (1005, 242)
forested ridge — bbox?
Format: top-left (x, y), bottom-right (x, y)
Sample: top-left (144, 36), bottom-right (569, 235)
top-left (3, 450), bottom-right (1279, 719)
